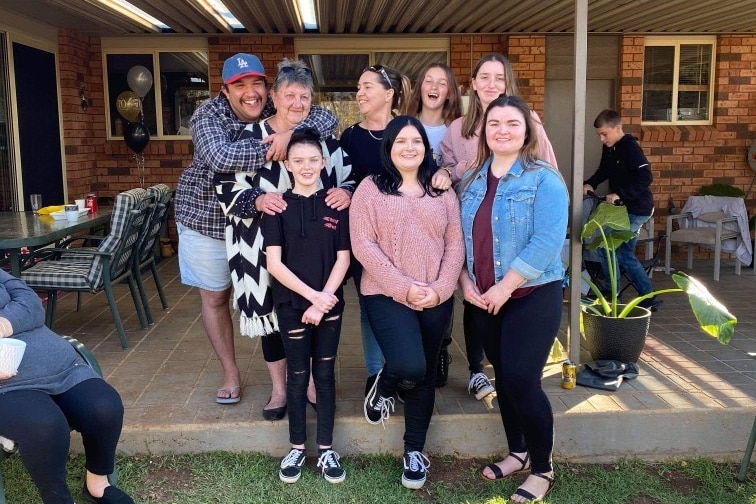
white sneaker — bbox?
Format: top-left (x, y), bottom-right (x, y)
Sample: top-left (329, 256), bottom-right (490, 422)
top-left (468, 372), bottom-right (495, 400)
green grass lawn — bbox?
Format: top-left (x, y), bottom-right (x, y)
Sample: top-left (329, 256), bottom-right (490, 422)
top-left (2, 453), bottom-right (754, 503)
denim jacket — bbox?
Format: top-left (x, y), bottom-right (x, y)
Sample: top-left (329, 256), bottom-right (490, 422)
top-left (459, 156), bottom-right (569, 288)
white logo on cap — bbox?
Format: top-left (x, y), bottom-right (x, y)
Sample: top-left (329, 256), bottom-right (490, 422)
top-left (237, 57), bottom-right (249, 69)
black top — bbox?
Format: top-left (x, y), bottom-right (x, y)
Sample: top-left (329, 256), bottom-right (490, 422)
top-left (340, 124), bottom-right (383, 185)
top-left (585, 133), bottom-right (654, 216)
top-left (261, 190), bottom-right (350, 312)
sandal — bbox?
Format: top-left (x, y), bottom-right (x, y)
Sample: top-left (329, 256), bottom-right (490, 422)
top-left (216, 385), bottom-right (241, 404)
top-left (511, 472), bottom-right (555, 502)
top-left (480, 452), bottom-right (530, 481)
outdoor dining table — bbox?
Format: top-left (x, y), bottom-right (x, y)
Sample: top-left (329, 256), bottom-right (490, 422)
top-left (0, 208), bottom-right (112, 276)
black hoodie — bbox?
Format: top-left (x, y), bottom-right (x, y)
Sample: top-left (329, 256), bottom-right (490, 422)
top-left (261, 189), bottom-right (350, 312)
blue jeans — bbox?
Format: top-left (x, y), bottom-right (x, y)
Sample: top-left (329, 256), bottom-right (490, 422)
top-left (351, 258), bottom-right (384, 376)
top-left (599, 213), bottom-right (653, 297)
top-left (364, 295), bottom-right (454, 452)
top-left (277, 305), bottom-right (342, 447)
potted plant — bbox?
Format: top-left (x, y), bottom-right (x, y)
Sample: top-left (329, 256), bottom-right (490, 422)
top-left (580, 201), bottom-right (737, 362)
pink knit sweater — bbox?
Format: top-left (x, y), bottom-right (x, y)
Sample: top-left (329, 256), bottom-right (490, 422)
top-left (350, 178), bottom-right (465, 309)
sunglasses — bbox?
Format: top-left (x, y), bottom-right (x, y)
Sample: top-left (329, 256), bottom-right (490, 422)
top-left (365, 65), bottom-right (392, 89)
top-left (279, 65), bottom-right (313, 77)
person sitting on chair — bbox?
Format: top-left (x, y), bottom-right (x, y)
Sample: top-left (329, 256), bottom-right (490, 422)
top-left (0, 269), bottom-right (134, 504)
top-left (582, 108), bottom-right (659, 310)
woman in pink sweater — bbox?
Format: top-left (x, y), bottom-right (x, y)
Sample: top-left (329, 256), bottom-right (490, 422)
top-left (350, 115), bottom-right (464, 490)
top-left (438, 53), bottom-right (558, 402)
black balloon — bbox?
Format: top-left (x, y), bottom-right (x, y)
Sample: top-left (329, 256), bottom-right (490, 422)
top-left (124, 122), bottom-right (150, 153)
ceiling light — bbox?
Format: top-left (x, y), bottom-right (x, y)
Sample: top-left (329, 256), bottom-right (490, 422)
top-left (97, 0), bottom-right (170, 31)
top-left (297, 0), bottom-right (318, 30)
top-left (196, 0), bottom-right (245, 31)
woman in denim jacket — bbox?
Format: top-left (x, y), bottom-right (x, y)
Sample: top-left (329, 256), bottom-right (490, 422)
top-left (458, 95), bottom-right (567, 503)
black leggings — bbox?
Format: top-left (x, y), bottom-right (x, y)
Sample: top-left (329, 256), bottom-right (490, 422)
top-left (0, 378), bottom-right (124, 504)
top-left (465, 281), bottom-right (562, 473)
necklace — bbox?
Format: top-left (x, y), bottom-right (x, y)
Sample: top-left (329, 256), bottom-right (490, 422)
top-left (367, 129), bottom-right (383, 141)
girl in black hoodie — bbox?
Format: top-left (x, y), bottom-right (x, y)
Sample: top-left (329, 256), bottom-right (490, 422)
top-left (262, 129), bottom-right (351, 485)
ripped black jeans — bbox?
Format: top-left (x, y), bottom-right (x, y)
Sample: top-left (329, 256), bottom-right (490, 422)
top-left (277, 304), bottom-right (342, 447)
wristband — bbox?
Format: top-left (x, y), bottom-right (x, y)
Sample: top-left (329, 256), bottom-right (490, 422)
top-left (441, 167), bottom-right (452, 178)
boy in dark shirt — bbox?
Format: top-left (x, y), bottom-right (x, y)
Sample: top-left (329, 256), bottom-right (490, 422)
top-left (262, 129), bottom-right (351, 484)
top-left (583, 109), bottom-right (659, 309)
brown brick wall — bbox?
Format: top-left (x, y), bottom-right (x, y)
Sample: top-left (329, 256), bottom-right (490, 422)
top-left (508, 35), bottom-right (547, 118)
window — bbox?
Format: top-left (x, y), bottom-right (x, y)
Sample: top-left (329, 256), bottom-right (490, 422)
top-left (295, 37), bottom-right (449, 136)
top-left (642, 37), bottom-right (715, 125)
top-left (102, 38), bottom-right (209, 139)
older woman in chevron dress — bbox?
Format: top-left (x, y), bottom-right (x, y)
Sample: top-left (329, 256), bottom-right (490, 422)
top-left (215, 58), bottom-right (353, 420)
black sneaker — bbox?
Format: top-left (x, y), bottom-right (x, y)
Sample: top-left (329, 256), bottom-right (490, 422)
top-left (364, 373), bottom-right (378, 397)
top-left (279, 448), bottom-right (306, 483)
top-left (317, 449), bottom-right (346, 484)
top-left (401, 451), bottom-right (430, 489)
top-left (468, 372), bottom-right (495, 400)
top-left (364, 370), bottom-right (395, 426)
top-left (436, 345), bottom-right (452, 388)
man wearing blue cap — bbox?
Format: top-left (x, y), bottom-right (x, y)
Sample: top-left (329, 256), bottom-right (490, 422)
top-left (175, 53), bottom-right (337, 405)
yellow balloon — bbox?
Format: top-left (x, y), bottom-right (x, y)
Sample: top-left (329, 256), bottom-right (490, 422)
top-left (116, 91), bottom-right (141, 122)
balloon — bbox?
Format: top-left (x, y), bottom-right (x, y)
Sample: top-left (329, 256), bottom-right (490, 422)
top-left (124, 122), bottom-right (150, 153)
top-left (127, 65), bottom-right (153, 98)
top-left (115, 91), bottom-right (141, 122)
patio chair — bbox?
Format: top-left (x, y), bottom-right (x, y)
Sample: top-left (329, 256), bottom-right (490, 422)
top-left (664, 196), bottom-right (752, 281)
top-left (133, 184), bottom-right (172, 325)
top-left (19, 189), bottom-right (152, 348)
top-left (0, 336), bottom-right (115, 504)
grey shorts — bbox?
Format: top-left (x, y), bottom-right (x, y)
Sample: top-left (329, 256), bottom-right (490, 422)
top-left (177, 223), bottom-right (231, 291)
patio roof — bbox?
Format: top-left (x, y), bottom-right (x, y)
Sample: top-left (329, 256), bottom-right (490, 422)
top-left (2, 0), bottom-right (756, 35)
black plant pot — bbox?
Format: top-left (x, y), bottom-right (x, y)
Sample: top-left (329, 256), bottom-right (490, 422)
top-left (581, 305), bottom-right (652, 363)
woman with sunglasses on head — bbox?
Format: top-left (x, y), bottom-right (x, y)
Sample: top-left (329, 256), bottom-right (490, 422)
top-left (439, 53), bottom-right (558, 402)
top-left (350, 115), bottom-right (464, 489)
top-left (459, 95), bottom-right (567, 503)
top-left (339, 64), bottom-right (411, 398)
top-left (403, 62), bottom-right (463, 388)
top-left (215, 58), bottom-right (353, 421)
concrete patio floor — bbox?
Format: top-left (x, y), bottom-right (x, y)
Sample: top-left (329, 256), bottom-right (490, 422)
top-left (50, 255), bottom-right (755, 464)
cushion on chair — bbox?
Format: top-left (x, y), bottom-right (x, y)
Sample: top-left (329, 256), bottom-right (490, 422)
top-left (87, 189), bottom-right (150, 287)
top-left (21, 261), bottom-right (92, 290)
top-left (671, 228), bottom-right (739, 246)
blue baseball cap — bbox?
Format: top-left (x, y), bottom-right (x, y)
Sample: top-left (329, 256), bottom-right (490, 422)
top-left (222, 53), bottom-right (266, 84)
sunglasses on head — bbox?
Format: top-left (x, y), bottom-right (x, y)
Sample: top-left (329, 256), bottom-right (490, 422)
top-left (365, 65), bottom-right (392, 89)
top-left (279, 65), bottom-right (313, 77)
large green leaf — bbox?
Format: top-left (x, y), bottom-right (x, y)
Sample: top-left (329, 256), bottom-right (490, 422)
top-left (581, 203), bottom-right (630, 239)
top-left (585, 230), bottom-right (637, 251)
top-left (671, 273), bottom-right (737, 344)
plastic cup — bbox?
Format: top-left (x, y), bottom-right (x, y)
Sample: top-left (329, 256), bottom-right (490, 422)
top-left (0, 338), bottom-right (26, 374)
top-left (65, 204), bottom-right (79, 222)
top-left (30, 194), bottom-right (42, 213)
top-left (75, 199), bottom-right (86, 211)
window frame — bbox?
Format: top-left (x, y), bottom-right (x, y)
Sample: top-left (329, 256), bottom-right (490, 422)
top-left (101, 37), bottom-right (209, 140)
top-left (641, 36), bottom-right (716, 126)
